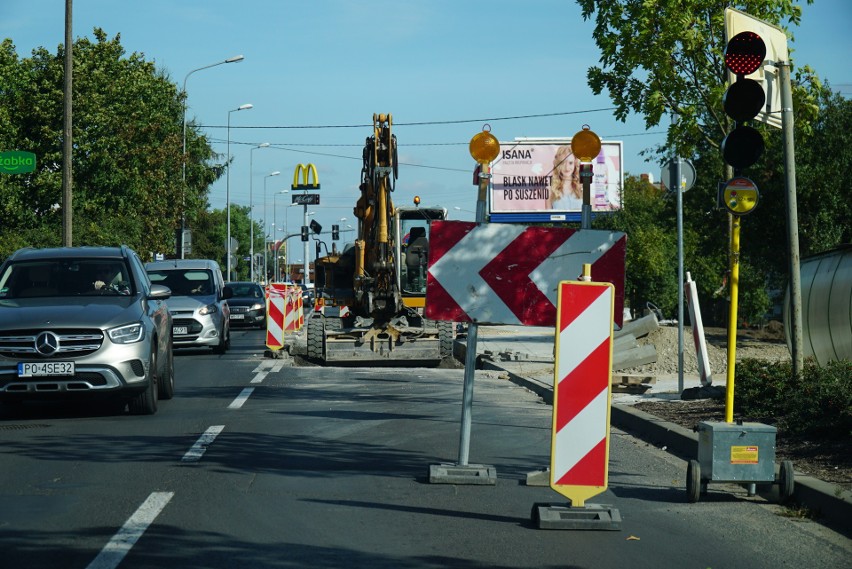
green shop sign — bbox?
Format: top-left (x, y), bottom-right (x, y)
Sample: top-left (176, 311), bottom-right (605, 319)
top-left (0, 151), bottom-right (37, 174)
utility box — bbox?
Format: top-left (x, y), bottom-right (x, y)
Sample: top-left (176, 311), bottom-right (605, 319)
top-left (697, 421), bottom-right (777, 483)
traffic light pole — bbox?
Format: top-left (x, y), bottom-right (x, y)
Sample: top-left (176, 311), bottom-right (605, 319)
top-left (779, 61), bottom-right (804, 377)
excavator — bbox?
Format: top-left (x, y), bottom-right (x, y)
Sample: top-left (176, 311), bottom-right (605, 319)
top-left (307, 114), bottom-right (454, 364)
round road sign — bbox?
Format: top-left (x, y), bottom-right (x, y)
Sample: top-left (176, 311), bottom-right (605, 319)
top-left (722, 176), bottom-right (760, 216)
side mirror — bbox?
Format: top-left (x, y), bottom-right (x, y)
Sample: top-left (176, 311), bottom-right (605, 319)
top-left (221, 286), bottom-right (234, 300)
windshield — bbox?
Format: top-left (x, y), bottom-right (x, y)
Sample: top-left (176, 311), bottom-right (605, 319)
top-left (400, 221), bottom-right (430, 294)
top-left (230, 283), bottom-right (263, 298)
top-left (147, 269), bottom-right (214, 297)
top-left (0, 259), bottom-right (133, 299)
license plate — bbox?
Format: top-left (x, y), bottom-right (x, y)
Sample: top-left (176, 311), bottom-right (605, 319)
top-left (230, 314), bottom-right (245, 320)
top-left (173, 326), bottom-right (189, 335)
top-left (18, 361), bottom-right (75, 377)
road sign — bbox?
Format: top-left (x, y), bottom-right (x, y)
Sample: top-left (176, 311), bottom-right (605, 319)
top-left (722, 176), bottom-right (760, 216)
top-left (551, 280), bottom-right (614, 507)
top-left (425, 221), bottom-right (626, 327)
top-left (292, 193), bottom-right (320, 205)
top-left (660, 159), bottom-right (696, 192)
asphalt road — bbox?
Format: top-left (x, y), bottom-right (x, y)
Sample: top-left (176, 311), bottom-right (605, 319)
top-left (1, 328), bottom-right (849, 568)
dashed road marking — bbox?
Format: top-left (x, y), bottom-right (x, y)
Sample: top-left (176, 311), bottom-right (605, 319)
top-left (181, 425), bottom-right (225, 462)
top-left (86, 491), bottom-right (174, 569)
top-left (228, 387), bottom-right (254, 409)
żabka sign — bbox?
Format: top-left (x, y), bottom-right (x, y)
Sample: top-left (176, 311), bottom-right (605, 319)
top-left (0, 151), bottom-right (37, 174)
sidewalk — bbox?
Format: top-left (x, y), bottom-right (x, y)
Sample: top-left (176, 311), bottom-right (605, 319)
top-left (459, 324), bottom-right (851, 532)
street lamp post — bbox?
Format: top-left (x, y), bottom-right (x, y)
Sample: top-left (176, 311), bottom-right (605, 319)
top-left (227, 103), bottom-right (253, 281)
top-left (262, 171), bottom-right (281, 282)
top-left (249, 143), bottom-right (270, 281)
top-left (181, 55), bottom-right (244, 259)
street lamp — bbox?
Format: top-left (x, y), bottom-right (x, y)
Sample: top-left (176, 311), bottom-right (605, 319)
top-left (226, 103), bottom-right (253, 281)
top-left (180, 54), bottom-right (244, 259)
top-left (249, 142), bottom-right (270, 281)
top-left (262, 171), bottom-right (281, 282)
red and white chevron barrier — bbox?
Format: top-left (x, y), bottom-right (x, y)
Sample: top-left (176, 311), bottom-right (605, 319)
top-left (550, 280), bottom-right (614, 507)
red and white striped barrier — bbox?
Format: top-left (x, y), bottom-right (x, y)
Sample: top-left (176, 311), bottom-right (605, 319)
top-left (550, 280), bottom-right (614, 507)
top-left (284, 288), bottom-right (303, 332)
top-left (265, 284), bottom-right (288, 351)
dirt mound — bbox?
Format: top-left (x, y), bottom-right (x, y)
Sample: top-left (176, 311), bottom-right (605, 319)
top-left (621, 322), bottom-right (790, 377)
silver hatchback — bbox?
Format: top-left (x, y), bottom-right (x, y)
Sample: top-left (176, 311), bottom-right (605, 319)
top-left (145, 259), bottom-right (232, 353)
top-left (0, 246), bottom-right (174, 414)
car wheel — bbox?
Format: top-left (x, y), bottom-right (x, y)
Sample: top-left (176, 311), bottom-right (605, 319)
top-left (129, 350), bottom-right (158, 415)
top-left (213, 321), bottom-right (228, 354)
top-left (158, 340), bottom-right (175, 400)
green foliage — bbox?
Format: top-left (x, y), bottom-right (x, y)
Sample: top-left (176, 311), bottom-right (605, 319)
top-left (0, 30), bottom-right (221, 260)
top-left (575, 0), bottom-right (816, 160)
top-left (735, 359), bottom-right (852, 436)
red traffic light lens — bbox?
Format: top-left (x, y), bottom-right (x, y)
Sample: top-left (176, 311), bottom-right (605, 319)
top-left (725, 31), bottom-right (766, 76)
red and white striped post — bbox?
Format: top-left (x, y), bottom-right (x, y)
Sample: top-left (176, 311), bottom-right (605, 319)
top-left (265, 283), bottom-right (287, 351)
top-left (550, 279), bottom-right (615, 507)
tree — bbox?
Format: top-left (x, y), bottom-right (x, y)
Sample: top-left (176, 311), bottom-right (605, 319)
top-left (0, 30), bottom-right (221, 260)
top-left (575, 0), bottom-right (820, 160)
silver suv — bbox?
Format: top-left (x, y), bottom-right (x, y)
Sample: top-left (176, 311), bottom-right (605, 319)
top-left (0, 246), bottom-right (173, 414)
top-left (145, 259), bottom-right (232, 353)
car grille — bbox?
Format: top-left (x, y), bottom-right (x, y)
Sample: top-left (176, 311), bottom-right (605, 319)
top-left (0, 328), bottom-right (104, 359)
top-left (230, 306), bottom-right (250, 314)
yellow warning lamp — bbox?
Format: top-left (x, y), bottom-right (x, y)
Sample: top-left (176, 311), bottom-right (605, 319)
top-left (469, 124), bottom-right (500, 164)
top-left (722, 176), bottom-right (760, 216)
top-left (413, 195), bottom-right (421, 206)
top-left (570, 125), bottom-right (602, 162)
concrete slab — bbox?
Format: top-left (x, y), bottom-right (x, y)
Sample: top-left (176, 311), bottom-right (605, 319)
top-left (531, 503), bottom-right (622, 530)
top-left (428, 463), bottom-right (497, 485)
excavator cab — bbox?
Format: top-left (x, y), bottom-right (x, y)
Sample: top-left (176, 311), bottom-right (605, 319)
top-left (395, 206), bottom-right (446, 307)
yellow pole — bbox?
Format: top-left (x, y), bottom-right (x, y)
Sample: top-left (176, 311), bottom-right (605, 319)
top-left (725, 216), bottom-right (741, 423)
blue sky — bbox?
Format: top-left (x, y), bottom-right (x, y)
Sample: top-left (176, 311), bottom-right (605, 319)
top-left (5, 1), bottom-right (850, 246)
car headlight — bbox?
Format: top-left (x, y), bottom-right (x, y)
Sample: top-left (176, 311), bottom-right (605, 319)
top-left (108, 322), bottom-right (145, 344)
top-left (251, 303), bottom-right (264, 311)
top-left (199, 303), bottom-right (219, 316)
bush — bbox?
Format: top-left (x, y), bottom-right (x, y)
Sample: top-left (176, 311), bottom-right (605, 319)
top-left (734, 359), bottom-right (852, 437)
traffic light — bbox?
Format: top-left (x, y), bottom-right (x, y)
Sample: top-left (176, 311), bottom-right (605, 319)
top-left (301, 226), bottom-right (309, 242)
top-left (722, 31), bottom-right (767, 171)
top-left (332, 224), bottom-right (339, 240)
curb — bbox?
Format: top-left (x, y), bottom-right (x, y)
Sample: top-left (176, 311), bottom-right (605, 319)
top-left (486, 359), bottom-right (851, 534)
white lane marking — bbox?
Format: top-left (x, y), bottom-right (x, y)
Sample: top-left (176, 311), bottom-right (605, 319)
top-left (228, 387), bottom-right (254, 409)
top-left (251, 371), bottom-right (268, 384)
top-left (271, 361), bottom-right (285, 373)
top-left (181, 425), bottom-right (225, 462)
top-left (86, 491), bottom-right (174, 569)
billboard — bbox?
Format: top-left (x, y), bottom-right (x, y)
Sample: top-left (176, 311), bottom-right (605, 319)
top-left (489, 139), bottom-right (623, 222)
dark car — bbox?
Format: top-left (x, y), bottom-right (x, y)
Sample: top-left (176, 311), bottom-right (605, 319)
top-left (224, 282), bottom-right (266, 328)
top-left (0, 246), bottom-right (173, 414)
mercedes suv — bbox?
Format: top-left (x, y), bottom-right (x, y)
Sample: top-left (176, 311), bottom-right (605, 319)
top-left (0, 246), bottom-right (174, 414)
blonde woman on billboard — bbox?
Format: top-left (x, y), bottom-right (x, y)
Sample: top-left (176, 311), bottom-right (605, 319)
top-left (547, 144), bottom-right (582, 210)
